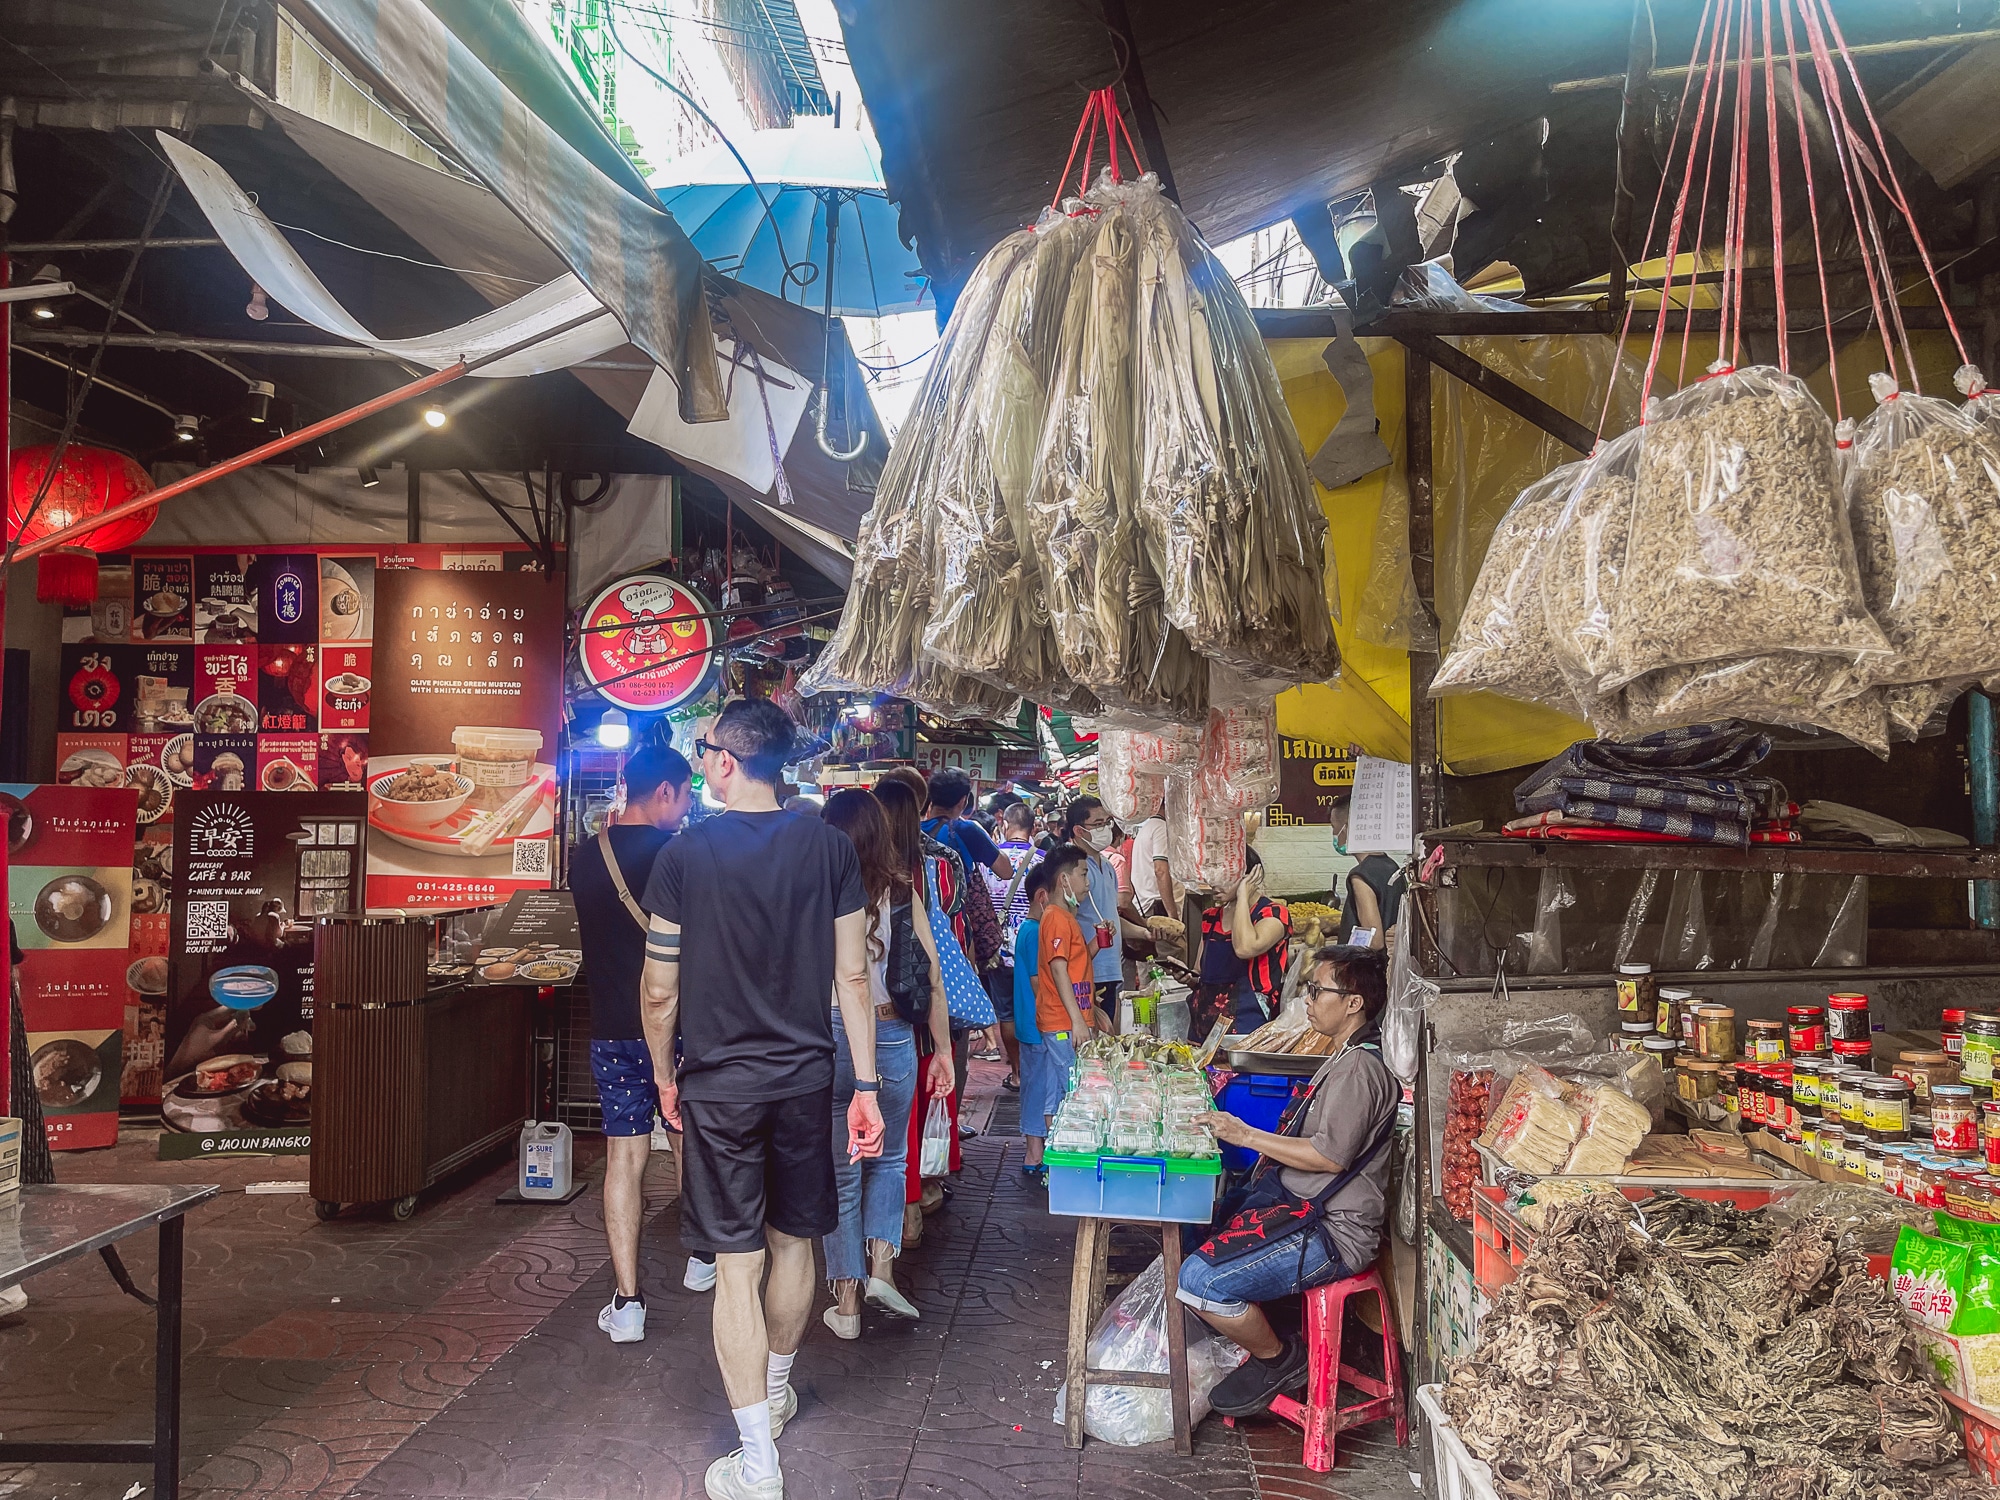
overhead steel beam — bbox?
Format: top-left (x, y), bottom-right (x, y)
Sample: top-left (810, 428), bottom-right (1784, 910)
top-left (1098, 0), bottom-right (1180, 207)
top-left (4, 237), bottom-right (221, 253)
top-left (1397, 331), bottom-right (1598, 454)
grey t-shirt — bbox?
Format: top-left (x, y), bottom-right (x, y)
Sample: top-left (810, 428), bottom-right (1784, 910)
top-left (1279, 1043), bottom-right (1399, 1274)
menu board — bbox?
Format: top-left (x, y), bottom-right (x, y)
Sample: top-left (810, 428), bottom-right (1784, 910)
top-left (470, 889), bottom-right (581, 986)
top-left (366, 569), bottom-right (567, 911)
top-left (54, 543), bottom-right (553, 1097)
top-left (159, 790), bottom-right (366, 1159)
top-left (3, 784), bottom-right (138, 1150)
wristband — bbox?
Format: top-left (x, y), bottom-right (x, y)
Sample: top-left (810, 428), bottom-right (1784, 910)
top-left (853, 1078), bottom-right (880, 1093)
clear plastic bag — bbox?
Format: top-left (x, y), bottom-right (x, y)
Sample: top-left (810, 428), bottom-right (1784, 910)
top-left (1610, 365), bottom-right (1887, 685)
top-left (1431, 460), bottom-right (1588, 713)
top-left (919, 1096), bottom-right (952, 1177)
top-left (1561, 1084), bottom-right (1652, 1176)
top-left (1050, 1256), bottom-right (1248, 1445)
top-left (1130, 178), bottom-right (1341, 684)
top-left (1193, 701), bottom-right (1280, 811)
top-left (1887, 678), bottom-right (1970, 741)
top-left (1619, 654), bottom-right (1891, 759)
top-left (1845, 381), bottom-right (2000, 689)
top-left (1095, 729), bottom-right (1168, 824)
top-left (1540, 428), bottom-right (1641, 728)
top-left (1164, 774), bottom-right (1246, 891)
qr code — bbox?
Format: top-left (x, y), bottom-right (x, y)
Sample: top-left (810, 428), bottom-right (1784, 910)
top-left (185, 900), bottom-right (233, 942)
top-left (512, 838), bottom-right (551, 878)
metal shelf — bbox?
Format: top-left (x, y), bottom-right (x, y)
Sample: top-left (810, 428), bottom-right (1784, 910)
top-left (1427, 834), bottom-right (2000, 881)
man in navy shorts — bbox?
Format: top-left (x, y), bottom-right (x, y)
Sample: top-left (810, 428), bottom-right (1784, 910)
top-left (569, 742), bottom-right (701, 1344)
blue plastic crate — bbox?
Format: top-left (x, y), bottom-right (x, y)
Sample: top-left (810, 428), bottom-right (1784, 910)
top-left (1044, 1151), bottom-right (1222, 1223)
top-left (1213, 1073), bottom-right (1310, 1172)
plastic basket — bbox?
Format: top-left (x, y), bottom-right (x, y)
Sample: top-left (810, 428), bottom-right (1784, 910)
top-left (1469, 1186), bottom-right (1532, 1296)
top-left (1941, 1390), bottom-right (2000, 1487)
top-left (1212, 1073), bottom-right (1308, 1173)
top-left (1416, 1383), bottom-right (1500, 1500)
top-left (1044, 1151), bottom-right (1222, 1223)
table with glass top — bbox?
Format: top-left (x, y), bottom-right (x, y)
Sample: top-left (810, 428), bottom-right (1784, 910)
top-left (0, 1183), bottom-right (219, 1499)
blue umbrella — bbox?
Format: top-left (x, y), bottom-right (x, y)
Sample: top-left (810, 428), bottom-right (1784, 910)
top-left (652, 124), bottom-right (928, 319)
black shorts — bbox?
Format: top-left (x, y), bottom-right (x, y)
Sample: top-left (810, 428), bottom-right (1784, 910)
top-left (1095, 980), bottom-right (1122, 1014)
top-left (677, 1086), bottom-right (837, 1254)
top-left (985, 963), bottom-right (1016, 1023)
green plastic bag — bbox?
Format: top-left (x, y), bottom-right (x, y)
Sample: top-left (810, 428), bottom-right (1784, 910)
top-left (1892, 1223), bottom-right (2000, 1336)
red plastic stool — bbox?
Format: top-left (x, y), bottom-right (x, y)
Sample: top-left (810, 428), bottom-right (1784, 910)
top-left (1229, 1268), bottom-right (1407, 1473)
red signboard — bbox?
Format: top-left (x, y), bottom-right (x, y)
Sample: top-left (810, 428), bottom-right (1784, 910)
top-left (577, 573), bottom-right (718, 713)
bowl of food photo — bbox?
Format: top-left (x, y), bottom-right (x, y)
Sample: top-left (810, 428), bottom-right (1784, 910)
top-left (36, 874), bottom-right (113, 943)
top-left (369, 763), bottom-right (473, 833)
top-left (32, 1038), bottom-right (102, 1108)
top-left (194, 692), bottom-right (257, 736)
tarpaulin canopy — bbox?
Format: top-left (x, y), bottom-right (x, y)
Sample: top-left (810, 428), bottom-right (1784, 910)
top-left (288, 0), bottom-right (727, 422)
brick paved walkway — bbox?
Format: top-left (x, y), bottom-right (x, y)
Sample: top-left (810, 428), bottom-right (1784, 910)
top-left (0, 1065), bottom-right (1412, 1500)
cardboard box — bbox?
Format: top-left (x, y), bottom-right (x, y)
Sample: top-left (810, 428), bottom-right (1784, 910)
top-left (0, 1117), bottom-right (21, 1199)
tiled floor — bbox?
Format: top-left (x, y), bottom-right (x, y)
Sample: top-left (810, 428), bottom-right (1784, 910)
top-left (0, 1063), bottom-right (1413, 1500)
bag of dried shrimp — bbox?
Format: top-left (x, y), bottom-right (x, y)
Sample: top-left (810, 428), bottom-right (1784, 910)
top-left (1539, 427), bottom-right (1642, 731)
top-left (1608, 364), bottom-right (1887, 685)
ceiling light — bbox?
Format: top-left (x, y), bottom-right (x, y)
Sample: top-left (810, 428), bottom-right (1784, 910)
top-left (173, 414), bottom-right (200, 443)
top-left (358, 464), bottom-right (381, 489)
top-left (10, 264), bottom-right (73, 318)
top-left (421, 405), bottom-right (448, 429)
top-left (596, 707), bottom-right (631, 749)
top-left (246, 282), bottom-right (269, 321)
top-left (246, 380), bottom-right (275, 424)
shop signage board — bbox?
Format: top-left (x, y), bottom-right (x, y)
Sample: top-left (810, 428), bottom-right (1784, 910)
top-left (911, 741), bottom-right (1001, 784)
top-left (366, 569), bottom-right (567, 911)
top-left (577, 572), bottom-right (719, 713)
top-left (1271, 736), bottom-right (1358, 826)
top-left (4, 783), bottom-right (138, 1150)
top-left (470, 888), bottom-right (582, 986)
top-left (161, 790), bottom-right (366, 1158)
top-left (54, 544), bottom-right (550, 1097)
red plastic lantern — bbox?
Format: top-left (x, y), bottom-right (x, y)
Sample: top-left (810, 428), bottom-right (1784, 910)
top-left (6, 444), bottom-right (158, 607)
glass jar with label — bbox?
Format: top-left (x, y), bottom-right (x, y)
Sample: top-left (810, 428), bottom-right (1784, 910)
top-left (1679, 1060), bottom-right (1721, 1103)
top-left (1792, 1058), bottom-right (1823, 1110)
top-left (1984, 1102), bottom-right (2000, 1176)
top-left (1720, 1065), bottom-right (1742, 1120)
top-left (1862, 1077), bottom-right (1911, 1143)
top-left (1962, 1013), bottom-right (2000, 1087)
top-left (1817, 1119), bottom-right (1847, 1167)
top-left (1617, 1020), bottom-right (1654, 1053)
top-left (1842, 1133), bottom-right (1868, 1179)
top-left (1944, 1008), bottom-right (1967, 1062)
top-left (1863, 1141), bottom-right (1887, 1187)
top-left (1827, 993), bottom-right (1871, 1042)
top-left (1746, 1019), bottom-right (1787, 1062)
top-left (1616, 962), bottom-right (1656, 1020)
top-left (1894, 1049), bottom-right (1958, 1103)
top-left (1838, 1070), bottom-right (1869, 1127)
top-left (1881, 1144), bottom-right (1909, 1199)
top-left (1657, 985), bottom-right (1693, 1040)
top-left (1800, 1108), bottom-right (1821, 1157)
top-left (1787, 1004), bottom-right (1828, 1055)
top-left (1831, 1037), bottom-right (1874, 1067)
top-left (1934, 1085), bottom-right (1981, 1156)
top-left (1695, 1005), bottom-right (1737, 1063)
top-left (1948, 1165), bottom-right (1997, 1222)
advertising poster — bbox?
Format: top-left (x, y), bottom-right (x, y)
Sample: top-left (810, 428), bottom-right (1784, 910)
top-left (161, 790), bottom-right (366, 1158)
top-left (470, 889), bottom-right (581, 986)
top-left (576, 573), bottom-right (718, 713)
top-left (3, 783), bottom-right (139, 1150)
top-left (366, 569), bottom-right (566, 911)
top-left (1272, 736), bottom-right (1357, 826)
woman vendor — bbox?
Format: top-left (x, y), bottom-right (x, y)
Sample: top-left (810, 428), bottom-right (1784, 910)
top-left (1192, 853), bottom-right (1290, 1042)
top-left (1180, 947), bottom-right (1399, 1417)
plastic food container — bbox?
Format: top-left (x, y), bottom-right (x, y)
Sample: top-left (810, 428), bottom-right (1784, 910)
top-left (1657, 986), bottom-right (1693, 1040)
top-left (1694, 1005), bottom-right (1736, 1062)
top-left (452, 726), bottom-right (544, 808)
top-left (1044, 1151), bottom-right (1222, 1223)
top-left (1895, 1049), bottom-right (1958, 1103)
top-left (1935, 1085), bottom-right (1981, 1155)
top-left (1964, 1013), bottom-right (2000, 1087)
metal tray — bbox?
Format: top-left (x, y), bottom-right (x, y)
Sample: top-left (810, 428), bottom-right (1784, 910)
top-left (1222, 1041), bottom-right (1327, 1076)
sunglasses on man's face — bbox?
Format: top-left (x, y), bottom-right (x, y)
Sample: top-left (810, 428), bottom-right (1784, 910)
top-left (1305, 983), bottom-right (1361, 1005)
top-left (693, 738), bottom-right (721, 761)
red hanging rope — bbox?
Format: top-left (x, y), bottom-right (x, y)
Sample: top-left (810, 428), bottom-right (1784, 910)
top-left (1677, 0), bottom-right (1735, 389)
top-left (1728, 0), bottom-right (1756, 369)
top-left (1645, 0), bottom-right (1732, 413)
top-left (1760, 0), bottom-right (1788, 372)
top-left (1049, 87), bottom-right (1151, 214)
top-left (1779, 0), bottom-right (1841, 419)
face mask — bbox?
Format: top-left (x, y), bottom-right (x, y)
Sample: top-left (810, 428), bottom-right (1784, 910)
top-left (1085, 826), bottom-right (1114, 850)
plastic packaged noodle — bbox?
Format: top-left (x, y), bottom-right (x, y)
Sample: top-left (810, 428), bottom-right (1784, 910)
top-left (1609, 365), bottom-right (1887, 686)
top-left (803, 228), bottom-right (1041, 698)
top-left (1561, 1084), bottom-right (1652, 1176)
top-left (1096, 729), bottom-right (1168, 824)
top-left (1165, 774), bottom-right (1246, 891)
top-left (1192, 700), bottom-right (1280, 811)
top-left (1431, 460), bottom-right (1588, 714)
top-left (1619, 653), bottom-right (1891, 759)
top-left (1129, 174), bottom-right (1341, 684)
top-left (1540, 428), bottom-right (1641, 729)
top-left (924, 209), bottom-right (1098, 701)
top-left (1844, 378), bottom-right (2000, 689)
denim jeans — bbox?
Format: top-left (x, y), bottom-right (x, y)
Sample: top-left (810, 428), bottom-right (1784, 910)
top-left (824, 1010), bottom-right (918, 1283)
top-left (1175, 1225), bottom-right (1349, 1320)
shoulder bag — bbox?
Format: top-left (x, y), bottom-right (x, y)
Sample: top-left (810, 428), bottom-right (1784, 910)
top-left (883, 897), bottom-right (933, 1026)
top-left (925, 860), bottom-right (996, 1028)
top-left (598, 825), bottom-right (650, 931)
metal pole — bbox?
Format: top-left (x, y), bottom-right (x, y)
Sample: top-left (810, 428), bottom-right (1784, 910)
top-left (154, 1215), bottom-right (185, 1500)
top-left (1972, 691), bottom-right (1999, 930)
top-left (1405, 346), bottom-right (1441, 834)
top-left (407, 468), bottom-right (423, 544)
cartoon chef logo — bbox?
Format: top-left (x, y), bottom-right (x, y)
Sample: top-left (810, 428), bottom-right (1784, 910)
top-left (578, 574), bottom-right (717, 713)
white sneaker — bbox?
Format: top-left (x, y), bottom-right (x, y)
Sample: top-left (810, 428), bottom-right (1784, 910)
top-left (864, 1277), bottom-right (919, 1320)
top-left (684, 1256), bottom-right (718, 1292)
top-left (822, 1305), bottom-right (860, 1340)
top-left (769, 1381), bottom-right (797, 1438)
top-left (0, 1284), bottom-right (25, 1318)
top-left (705, 1450), bottom-right (783, 1500)
top-left (597, 1297), bottom-right (645, 1344)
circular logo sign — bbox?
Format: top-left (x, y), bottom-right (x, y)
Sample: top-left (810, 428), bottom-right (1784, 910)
top-left (578, 574), bottom-right (717, 713)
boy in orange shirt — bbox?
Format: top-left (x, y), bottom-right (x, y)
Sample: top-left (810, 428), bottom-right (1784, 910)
top-left (1033, 847), bottom-right (1093, 1131)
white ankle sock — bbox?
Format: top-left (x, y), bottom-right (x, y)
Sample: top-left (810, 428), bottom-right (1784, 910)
top-left (732, 1400), bottom-right (778, 1483)
top-left (766, 1350), bottom-right (796, 1404)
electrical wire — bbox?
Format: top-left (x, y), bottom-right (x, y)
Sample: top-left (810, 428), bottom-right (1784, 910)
top-left (258, 214), bottom-right (544, 285)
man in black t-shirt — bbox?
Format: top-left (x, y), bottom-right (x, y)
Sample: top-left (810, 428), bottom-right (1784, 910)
top-left (639, 700), bottom-right (880, 1500)
top-left (569, 744), bottom-right (696, 1346)
top-left (1327, 794), bottom-right (1408, 951)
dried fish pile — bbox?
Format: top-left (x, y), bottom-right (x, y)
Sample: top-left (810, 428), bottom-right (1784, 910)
top-left (1621, 655), bottom-right (1891, 759)
top-left (1845, 385), bottom-right (2000, 693)
top-left (1432, 460), bottom-right (1586, 714)
top-left (1610, 367), bottom-right (1887, 686)
top-left (1442, 1198), bottom-right (1983, 1500)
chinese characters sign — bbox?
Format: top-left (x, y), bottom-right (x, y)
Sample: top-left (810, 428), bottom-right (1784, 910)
top-left (577, 573), bottom-right (718, 713)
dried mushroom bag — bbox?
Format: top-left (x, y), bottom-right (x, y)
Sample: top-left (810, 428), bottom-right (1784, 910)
top-left (1130, 178), bottom-right (1340, 685)
top-left (1431, 459), bottom-right (1586, 713)
top-left (1539, 427), bottom-right (1641, 727)
top-left (924, 209), bottom-right (1096, 702)
top-left (803, 229), bottom-right (1039, 697)
top-left (1621, 654), bottom-right (1891, 760)
top-left (1609, 364), bottom-right (1887, 685)
top-left (1845, 382), bottom-right (2000, 688)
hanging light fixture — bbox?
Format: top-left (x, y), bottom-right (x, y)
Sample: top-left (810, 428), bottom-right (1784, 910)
top-left (173, 414), bottom-right (200, 443)
top-left (421, 405), bottom-right (448, 429)
top-left (245, 282), bottom-right (269, 321)
top-left (596, 707), bottom-right (631, 749)
top-left (358, 464), bottom-right (381, 489)
top-left (6, 445), bottom-right (159, 606)
top-left (246, 381), bottom-right (275, 424)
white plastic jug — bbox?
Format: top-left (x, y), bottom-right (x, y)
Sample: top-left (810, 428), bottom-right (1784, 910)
top-left (518, 1120), bottom-right (573, 1199)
